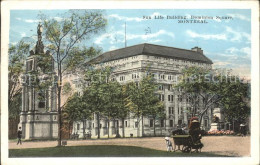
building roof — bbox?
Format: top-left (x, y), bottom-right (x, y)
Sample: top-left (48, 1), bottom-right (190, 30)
top-left (87, 43), bottom-right (213, 64)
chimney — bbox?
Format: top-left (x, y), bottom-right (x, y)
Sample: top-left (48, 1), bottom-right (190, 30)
top-left (191, 46), bottom-right (203, 54)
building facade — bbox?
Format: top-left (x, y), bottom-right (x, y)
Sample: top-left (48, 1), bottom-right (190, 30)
top-left (72, 43), bottom-right (214, 138)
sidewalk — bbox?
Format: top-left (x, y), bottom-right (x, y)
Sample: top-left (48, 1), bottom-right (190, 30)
top-left (9, 136), bottom-right (250, 157)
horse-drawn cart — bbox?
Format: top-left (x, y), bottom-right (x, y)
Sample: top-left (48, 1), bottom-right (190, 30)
top-left (172, 135), bottom-right (203, 153)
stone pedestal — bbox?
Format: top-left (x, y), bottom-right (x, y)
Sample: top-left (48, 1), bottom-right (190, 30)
top-left (209, 123), bottom-right (219, 131)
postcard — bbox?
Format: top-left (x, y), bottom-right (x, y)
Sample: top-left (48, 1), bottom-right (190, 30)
top-left (1, 1), bottom-right (259, 165)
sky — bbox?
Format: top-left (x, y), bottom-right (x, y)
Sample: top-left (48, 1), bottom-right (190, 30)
top-left (10, 9), bottom-right (251, 79)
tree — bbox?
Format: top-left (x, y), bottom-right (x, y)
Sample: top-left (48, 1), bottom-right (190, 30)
top-left (125, 74), bottom-right (164, 137)
top-left (63, 93), bottom-right (92, 137)
top-left (175, 66), bottom-right (250, 125)
top-left (82, 67), bottom-right (111, 138)
top-left (39, 10), bottom-right (107, 145)
top-left (8, 41), bottom-right (30, 118)
top-left (102, 81), bottom-right (126, 138)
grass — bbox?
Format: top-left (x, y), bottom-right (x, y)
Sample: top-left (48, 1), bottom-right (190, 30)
top-left (9, 145), bottom-right (229, 157)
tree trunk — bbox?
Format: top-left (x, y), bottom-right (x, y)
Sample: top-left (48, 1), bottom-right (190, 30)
top-left (153, 118), bottom-right (156, 136)
top-left (137, 117), bottom-right (140, 137)
top-left (83, 119), bottom-right (86, 135)
top-left (107, 119), bottom-right (110, 138)
top-left (57, 63), bottom-right (62, 146)
top-left (121, 118), bottom-right (125, 138)
top-left (141, 115), bottom-right (144, 137)
top-left (97, 113), bottom-right (100, 139)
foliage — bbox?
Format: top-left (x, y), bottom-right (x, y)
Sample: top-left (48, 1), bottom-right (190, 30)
top-left (63, 94), bottom-right (92, 123)
top-left (39, 9), bottom-right (107, 145)
top-left (62, 82), bottom-right (72, 95)
top-left (124, 74), bottom-right (165, 136)
top-left (175, 66), bottom-right (250, 124)
top-left (8, 41), bottom-right (30, 118)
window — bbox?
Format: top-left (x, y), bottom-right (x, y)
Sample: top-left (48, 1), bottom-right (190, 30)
top-left (38, 91), bottom-right (46, 108)
top-left (150, 119), bottom-right (153, 127)
top-left (77, 124), bottom-right (80, 130)
top-left (178, 120), bottom-right (182, 125)
top-left (161, 120), bottom-right (164, 127)
top-left (168, 107), bottom-right (174, 115)
top-left (168, 85), bottom-right (172, 91)
top-left (93, 123), bottom-right (94, 128)
top-left (27, 60), bottom-right (33, 71)
top-left (168, 95), bottom-right (174, 102)
top-left (119, 76), bottom-right (125, 81)
top-left (159, 85), bottom-right (164, 90)
top-left (125, 121), bottom-right (128, 127)
top-left (132, 73), bottom-right (139, 79)
top-left (38, 102), bottom-right (45, 108)
top-left (159, 94), bottom-right (164, 101)
top-left (170, 120), bottom-right (173, 127)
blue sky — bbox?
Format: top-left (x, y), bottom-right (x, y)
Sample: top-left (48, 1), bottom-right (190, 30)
top-left (10, 9), bottom-right (251, 79)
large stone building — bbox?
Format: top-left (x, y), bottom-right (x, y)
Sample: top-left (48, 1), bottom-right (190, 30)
top-left (19, 24), bottom-right (58, 140)
top-left (71, 43), bottom-right (214, 138)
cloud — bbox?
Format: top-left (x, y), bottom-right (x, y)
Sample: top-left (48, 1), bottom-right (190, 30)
top-left (127, 29), bottom-right (174, 40)
top-left (16, 17), bottom-right (22, 21)
top-left (227, 13), bottom-right (250, 22)
top-left (95, 29), bottom-right (174, 45)
top-left (212, 61), bottom-right (232, 67)
top-left (186, 30), bottom-right (227, 40)
top-left (108, 14), bottom-right (143, 22)
top-left (53, 17), bottom-right (63, 22)
top-left (225, 47), bottom-right (251, 59)
top-left (108, 12), bottom-right (167, 22)
top-left (20, 32), bottom-right (26, 37)
top-left (186, 27), bottom-right (250, 43)
top-left (149, 39), bottom-right (162, 43)
top-left (225, 26), bottom-right (250, 43)
top-left (25, 19), bottom-right (40, 23)
top-left (109, 46), bottom-right (118, 51)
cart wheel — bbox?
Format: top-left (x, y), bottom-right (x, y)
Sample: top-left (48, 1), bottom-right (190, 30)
top-left (182, 146), bottom-right (191, 153)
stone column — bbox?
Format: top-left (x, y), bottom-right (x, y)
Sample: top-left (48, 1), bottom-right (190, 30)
top-left (174, 94), bottom-right (178, 126)
top-left (52, 86), bottom-right (57, 111)
top-left (21, 86), bottom-right (25, 112)
top-left (109, 120), bottom-right (115, 136)
top-left (28, 87), bottom-right (33, 111)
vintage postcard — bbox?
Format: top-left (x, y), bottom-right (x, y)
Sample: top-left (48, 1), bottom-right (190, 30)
top-left (1, 1), bottom-right (259, 165)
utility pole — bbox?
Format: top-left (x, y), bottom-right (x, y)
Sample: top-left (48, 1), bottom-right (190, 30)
top-left (125, 22), bottom-right (127, 48)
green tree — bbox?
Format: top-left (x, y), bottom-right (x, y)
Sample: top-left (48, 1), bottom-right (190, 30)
top-left (176, 66), bottom-right (250, 125)
top-left (82, 67), bottom-right (111, 138)
top-left (125, 75), bottom-right (164, 137)
top-left (102, 81), bottom-right (126, 138)
top-left (63, 93), bottom-right (92, 137)
top-left (39, 10), bottom-right (107, 145)
top-left (8, 41), bottom-right (30, 119)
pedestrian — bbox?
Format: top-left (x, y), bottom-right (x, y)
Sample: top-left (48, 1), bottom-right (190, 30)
top-left (17, 127), bottom-right (22, 145)
top-left (164, 137), bottom-right (173, 152)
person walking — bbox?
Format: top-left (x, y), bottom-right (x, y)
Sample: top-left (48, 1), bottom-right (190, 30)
top-left (17, 127), bottom-right (22, 145)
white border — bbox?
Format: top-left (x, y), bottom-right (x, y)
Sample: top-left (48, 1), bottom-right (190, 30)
top-left (1, 1), bottom-right (259, 165)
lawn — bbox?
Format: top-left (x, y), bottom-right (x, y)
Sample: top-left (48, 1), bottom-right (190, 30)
top-left (9, 145), bottom-right (229, 157)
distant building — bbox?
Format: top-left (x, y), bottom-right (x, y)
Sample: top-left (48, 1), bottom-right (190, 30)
top-left (72, 43), bottom-right (214, 138)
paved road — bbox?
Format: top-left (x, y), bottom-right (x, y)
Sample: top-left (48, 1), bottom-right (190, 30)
top-left (9, 136), bottom-right (250, 157)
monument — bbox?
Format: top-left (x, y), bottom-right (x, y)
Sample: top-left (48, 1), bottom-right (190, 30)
top-left (18, 24), bottom-right (58, 140)
top-left (209, 108), bottom-right (224, 131)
